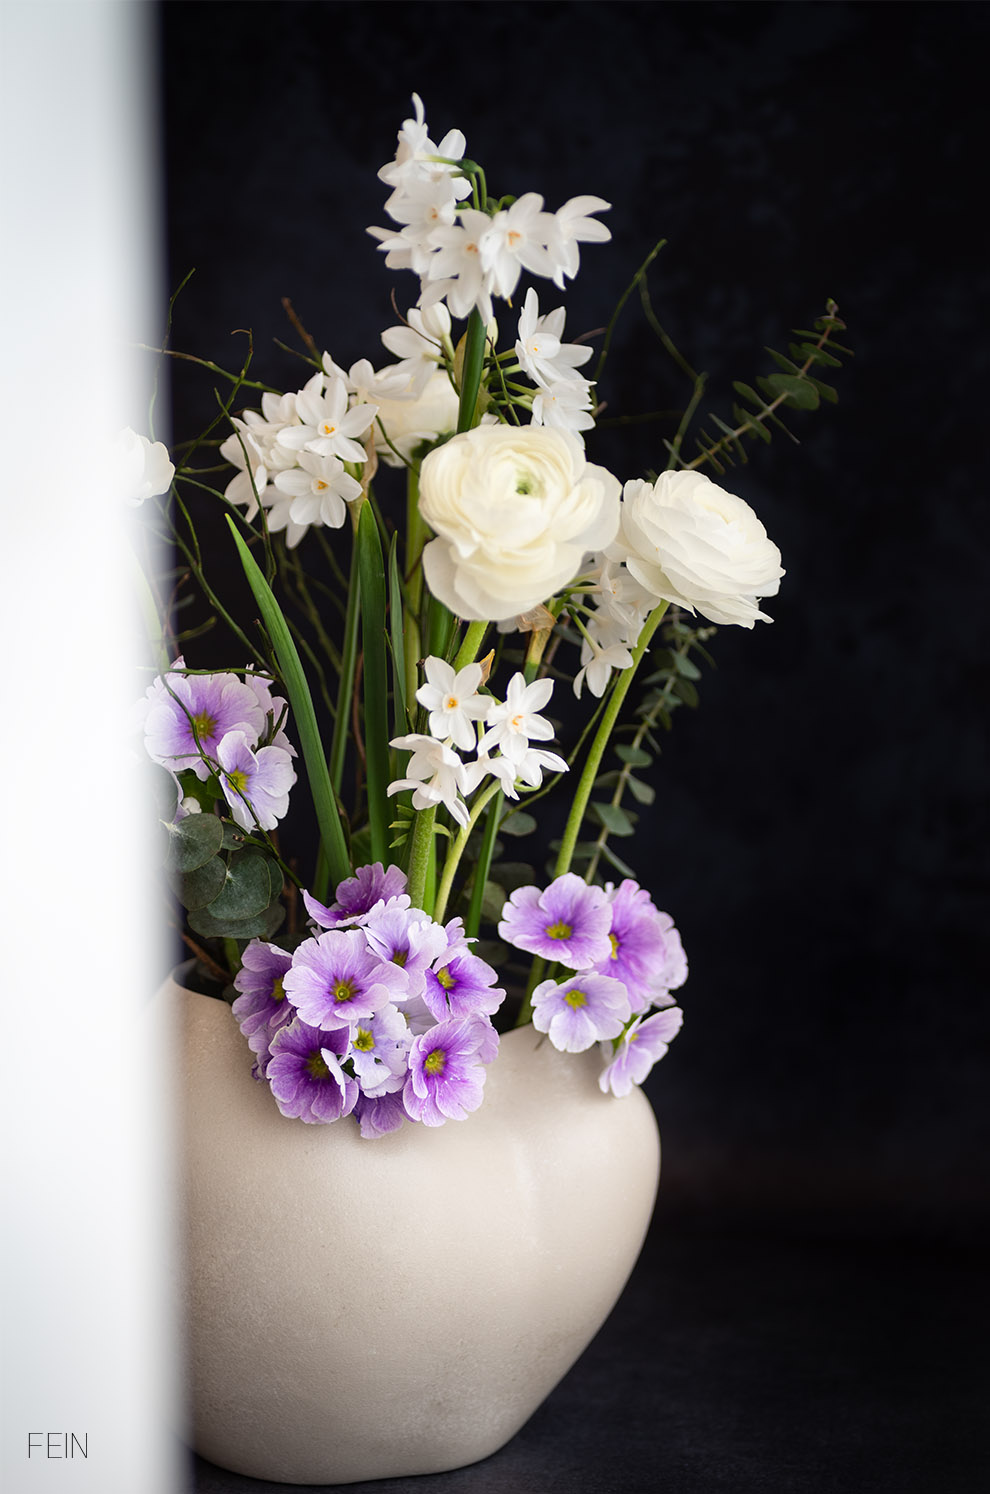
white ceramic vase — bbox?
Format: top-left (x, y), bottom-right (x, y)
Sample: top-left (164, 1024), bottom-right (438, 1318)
top-left (167, 973), bottom-right (661, 1485)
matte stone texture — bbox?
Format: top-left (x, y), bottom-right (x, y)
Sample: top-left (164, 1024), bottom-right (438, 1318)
top-left (172, 982), bottom-right (660, 1485)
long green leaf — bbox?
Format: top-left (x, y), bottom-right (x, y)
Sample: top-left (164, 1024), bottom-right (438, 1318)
top-left (226, 517), bottom-right (350, 891)
top-left (357, 501), bottom-right (389, 864)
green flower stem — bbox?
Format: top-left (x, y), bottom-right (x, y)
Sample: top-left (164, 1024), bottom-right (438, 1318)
top-left (457, 309), bottom-right (487, 434)
top-left (329, 534), bottom-right (361, 797)
top-left (453, 619), bottom-right (488, 673)
top-left (433, 780), bottom-right (502, 927)
top-left (463, 787), bottom-right (503, 938)
top-left (222, 938), bottom-right (241, 981)
top-left (553, 601), bottom-right (670, 880)
top-left (406, 804), bottom-right (437, 914)
top-left (515, 956), bottom-right (545, 1029)
top-left (404, 465), bottom-right (427, 706)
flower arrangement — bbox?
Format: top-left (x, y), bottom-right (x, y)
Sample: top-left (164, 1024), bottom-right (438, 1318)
top-left (133, 94), bottom-right (848, 1138)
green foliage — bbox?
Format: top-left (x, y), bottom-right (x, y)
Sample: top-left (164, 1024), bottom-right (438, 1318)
top-left (670, 301), bottom-right (851, 475)
top-left (167, 816), bottom-right (286, 941)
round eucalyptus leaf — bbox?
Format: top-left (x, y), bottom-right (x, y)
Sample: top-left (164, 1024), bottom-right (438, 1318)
top-left (206, 852), bottom-right (276, 921)
top-left (173, 854), bottom-right (227, 911)
top-left (164, 812), bottom-right (224, 873)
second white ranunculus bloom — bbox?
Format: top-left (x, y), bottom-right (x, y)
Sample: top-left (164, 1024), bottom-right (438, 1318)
top-left (612, 470), bottom-right (784, 627)
top-left (418, 426), bottom-right (620, 622)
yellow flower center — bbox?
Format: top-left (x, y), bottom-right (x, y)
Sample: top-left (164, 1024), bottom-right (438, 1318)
top-left (305, 1050), bottom-right (330, 1079)
top-left (332, 979), bottom-right (356, 1004)
top-left (321, 422), bottom-right (336, 435)
top-left (316, 479), bottom-right (328, 491)
top-left (564, 987), bottom-right (587, 1010)
top-left (608, 932), bottom-right (620, 960)
top-left (271, 976), bottom-right (286, 1004)
top-left (445, 695), bottom-right (459, 711)
top-left (226, 768), bottom-right (249, 794)
top-left (545, 920), bottom-right (573, 941)
top-left (354, 1027), bottom-right (375, 1052)
top-left (436, 966), bottom-right (456, 991)
top-left (424, 1048), bottom-right (446, 1076)
top-left (191, 709), bottom-right (217, 742)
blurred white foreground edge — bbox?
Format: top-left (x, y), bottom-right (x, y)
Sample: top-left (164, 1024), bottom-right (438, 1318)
top-left (0, 2), bottom-right (182, 1490)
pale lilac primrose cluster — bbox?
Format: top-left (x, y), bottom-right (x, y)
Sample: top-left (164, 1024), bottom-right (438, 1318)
top-left (499, 873), bottom-right (686, 1092)
top-left (388, 659), bottom-right (568, 826)
top-left (141, 660), bottom-right (297, 831)
top-left (232, 863), bottom-right (505, 1135)
top-left (368, 94), bottom-right (611, 326)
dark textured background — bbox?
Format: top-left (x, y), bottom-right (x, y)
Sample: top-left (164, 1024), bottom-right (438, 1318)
top-left (161, 3), bottom-right (987, 1489)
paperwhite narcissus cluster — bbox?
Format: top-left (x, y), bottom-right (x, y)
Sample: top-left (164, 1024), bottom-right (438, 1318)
top-left (388, 659), bottom-right (567, 827)
top-left (368, 93), bottom-right (611, 326)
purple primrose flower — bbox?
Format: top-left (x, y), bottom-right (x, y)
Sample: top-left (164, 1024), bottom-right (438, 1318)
top-left (231, 939), bottom-right (295, 1072)
top-left (266, 1019), bottom-right (358, 1123)
top-left (216, 730), bottom-right (296, 831)
top-left (498, 873), bottom-right (613, 969)
top-left (302, 862), bottom-right (409, 929)
top-left (403, 1015), bottom-right (499, 1126)
top-left (598, 1007), bottom-right (684, 1097)
top-left (283, 927), bottom-right (408, 1030)
top-left (593, 880), bottom-right (688, 1012)
top-left (142, 660), bottom-right (265, 781)
top-left (531, 971), bottom-right (631, 1053)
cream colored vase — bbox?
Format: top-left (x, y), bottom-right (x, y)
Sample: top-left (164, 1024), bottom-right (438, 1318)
top-left (169, 975), bottom-right (661, 1485)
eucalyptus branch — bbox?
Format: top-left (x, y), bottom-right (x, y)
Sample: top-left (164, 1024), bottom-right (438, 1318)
top-left (592, 237), bottom-right (666, 387)
top-left (675, 302), bottom-right (849, 474)
top-left (584, 639), bottom-right (691, 884)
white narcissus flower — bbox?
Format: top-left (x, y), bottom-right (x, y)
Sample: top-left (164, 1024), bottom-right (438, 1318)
top-left (479, 193), bottom-right (555, 301)
top-left (271, 451), bottom-right (362, 533)
top-left (478, 673), bottom-right (556, 764)
top-left (377, 93), bottom-right (471, 202)
top-left (415, 657), bottom-right (491, 752)
top-left (515, 288), bottom-right (593, 389)
top-left (611, 470), bottom-right (784, 627)
top-left (573, 636), bottom-right (634, 699)
top-left (388, 734), bottom-right (470, 826)
top-left (420, 208), bottom-right (495, 323)
top-left (277, 373), bottom-right (377, 465)
top-left (418, 426), bottom-right (620, 622)
top-left (381, 304), bottom-right (452, 397)
top-left (114, 427), bottom-right (175, 506)
top-left (531, 379), bottom-right (596, 434)
top-left (219, 423), bottom-right (269, 520)
top-left (546, 196), bottom-right (612, 288)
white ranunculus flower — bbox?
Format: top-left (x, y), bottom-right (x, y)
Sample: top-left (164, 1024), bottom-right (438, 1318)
top-left (371, 367), bottom-right (460, 467)
top-left (418, 425), bottom-right (620, 622)
top-left (611, 470), bottom-right (784, 627)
